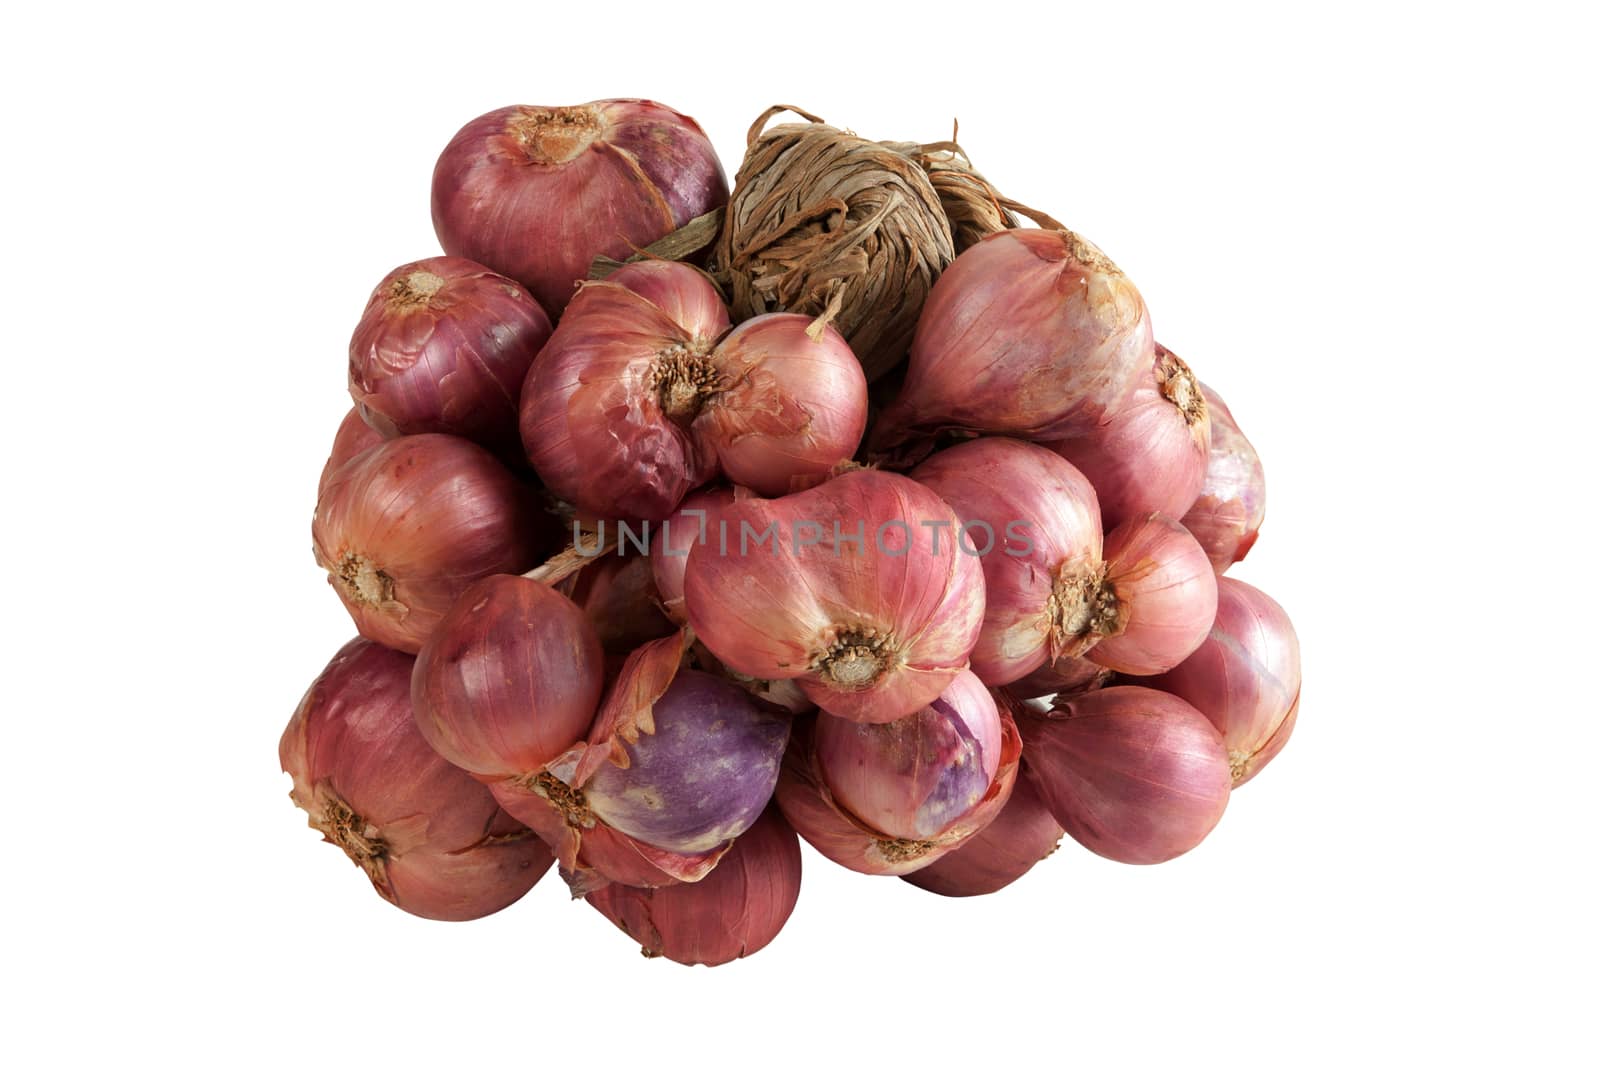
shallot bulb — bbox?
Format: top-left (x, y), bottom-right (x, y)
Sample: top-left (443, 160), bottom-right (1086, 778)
top-left (432, 100), bottom-right (727, 315)
top-left (1181, 383), bottom-right (1266, 573)
top-left (1018, 686), bottom-right (1230, 865)
top-left (902, 769), bottom-right (1063, 897)
top-left (312, 434), bottom-right (546, 653)
top-left (411, 574), bottom-right (606, 779)
top-left (683, 469), bottom-right (986, 723)
top-left (1086, 514), bottom-right (1219, 675)
top-left (521, 262), bottom-right (868, 521)
top-left (1051, 344), bottom-right (1211, 529)
top-left (318, 407), bottom-right (384, 497)
top-left (871, 228), bottom-right (1154, 453)
top-left (586, 806), bottom-right (802, 966)
top-left (911, 438), bottom-right (1105, 685)
top-left (491, 633), bottom-right (791, 892)
top-left (348, 256), bottom-right (552, 455)
top-left (814, 670), bottom-right (1002, 840)
top-left (280, 638), bottom-right (552, 920)
top-left (776, 698), bottom-right (1022, 875)
top-left (1148, 577), bottom-right (1301, 786)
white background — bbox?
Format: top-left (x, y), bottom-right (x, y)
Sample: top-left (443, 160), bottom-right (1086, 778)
top-left (4, 1), bottom-right (1594, 1063)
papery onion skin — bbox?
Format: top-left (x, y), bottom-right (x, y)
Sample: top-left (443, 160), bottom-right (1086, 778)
top-left (815, 670), bottom-right (1002, 840)
top-left (902, 768), bottom-right (1063, 897)
top-left (311, 434), bottom-right (546, 653)
top-left (912, 438), bottom-right (1104, 685)
top-left (519, 264), bottom-right (729, 522)
top-left (1147, 577), bottom-right (1301, 786)
top-left (651, 486), bottom-right (739, 624)
top-left (432, 101), bottom-right (727, 316)
top-left (1051, 344), bottom-right (1210, 530)
top-left (586, 805), bottom-right (801, 966)
top-left (683, 469), bottom-right (986, 724)
top-left (700, 313), bottom-right (868, 496)
top-left (1018, 686), bottom-right (1230, 865)
top-left (583, 670), bottom-right (792, 854)
top-left (318, 407), bottom-right (384, 497)
top-left (490, 635), bottom-right (788, 890)
top-left (871, 228), bottom-right (1154, 452)
top-left (280, 638), bottom-right (553, 920)
top-left (348, 256), bottom-right (552, 455)
top-left (411, 574), bottom-right (605, 779)
top-left (776, 705), bottom-right (1021, 875)
top-left (1181, 383), bottom-right (1266, 573)
top-left (1087, 513), bottom-right (1218, 676)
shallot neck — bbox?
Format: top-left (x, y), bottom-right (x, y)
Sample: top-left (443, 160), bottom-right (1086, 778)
top-left (510, 106), bottom-right (604, 164)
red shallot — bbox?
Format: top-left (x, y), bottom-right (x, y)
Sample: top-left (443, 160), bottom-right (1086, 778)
top-left (911, 438), bottom-right (1105, 685)
top-left (432, 100), bottom-right (727, 315)
top-left (1018, 686), bottom-right (1230, 865)
top-left (348, 256), bottom-right (552, 455)
top-left (871, 228), bottom-right (1154, 453)
top-left (586, 806), bottom-right (801, 965)
top-left (1051, 343), bottom-right (1210, 529)
top-left (1148, 576), bottom-right (1300, 786)
top-left (318, 407), bottom-right (384, 497)
top-left (280, 638), bottom-right (553, 920)
top-left (1086, 514), bottom-right (1218, 675)
top-left (683, 468), bottom-right (986, 723)
top-left (312, 434), bottom-right (546, 653)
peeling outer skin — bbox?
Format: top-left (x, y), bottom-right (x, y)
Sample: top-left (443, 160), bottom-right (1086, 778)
top-left (486, 630), bottom-right (734, 893)
top-left (774, 708), bottom-right (1021, 876)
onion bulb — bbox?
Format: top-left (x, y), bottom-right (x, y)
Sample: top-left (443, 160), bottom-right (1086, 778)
top-left (411, 573), bottom-right (606, 779)
top-left (1086, 514), bottom-right (1218, 675)
top-left (871, 228), bottom-right (1154, 453)
top-left (1181, 383), bottom-right (1266, 573)
top-left (911, 438), bottom-right (1104, 685)
top-left (432, 100), bottom-right (727, 316)
top-left (1148, 577), bottom-right (1300, 786)
top-left (312, 434), bottom-right (546, 653)
top-left (521, 262), bottom-right (868, 522)
top-left (318, 407), bottom-right (383, 497)
top-left (1051, 344), bottom-right (1210, 529)
top-left (348, 256), bottom-right (551, 455)
top-left (776, 694), bottom-right (1021, 875)
top-left (683, 468), bottom-right (986, 723)
top-left (280, 638), bottom-right (552, 920)
top-left (1018, 686), bottom-right (1229, 864)
top-left (490, 632), bottom-right (791, 893)
top-left (586, 806), bottom-right (801, 966)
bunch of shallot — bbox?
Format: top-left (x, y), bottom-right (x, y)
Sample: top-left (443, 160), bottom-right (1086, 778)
top-left (282, 97), bottom-right (1301, 966)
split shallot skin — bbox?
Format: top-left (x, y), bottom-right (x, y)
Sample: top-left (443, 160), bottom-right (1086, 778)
top-left (347, 256), bottom-right (552, 457)
top-left (871, 227), bottom-right (1155, 453)
top-left (311, 434), bottom-right (548, 654)
top-left (280, 638), bottom-right (553, 921)
top-left (486, 633), bottom-right (792, 893)
top-left (1181, 382), bottom-right (1266, 573)
top-left (432, 100), bottom-right (728, 316)
top-left (1147, 576), bottom-right (1301, 785)
top-left (1018, 686), bottom-right (1230, 865)
top-left (586, 806), bottom-right (802, 966)
top-left (682, 468), bottom-right (987, 724)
